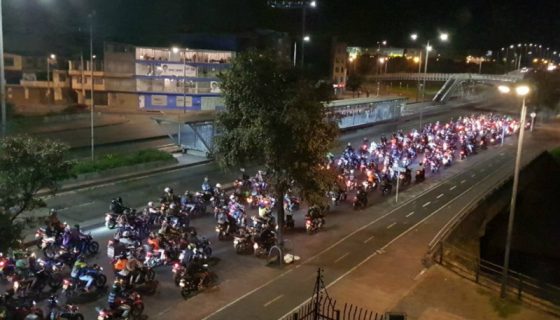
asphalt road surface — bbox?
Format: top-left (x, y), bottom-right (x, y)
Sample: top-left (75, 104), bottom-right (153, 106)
top-left (11, 102), bottom-right (548, 319)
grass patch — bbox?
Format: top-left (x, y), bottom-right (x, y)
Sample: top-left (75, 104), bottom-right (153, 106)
top-left (489, 295), bottom-right (521, 318)
top-left (72, 149), bottom-right (174, 175)
top-left (549, 147), bottom-right (560, 163)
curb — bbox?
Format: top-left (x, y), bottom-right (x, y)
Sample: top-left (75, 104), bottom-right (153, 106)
top-left (38, 158), bottom-right (214, 196)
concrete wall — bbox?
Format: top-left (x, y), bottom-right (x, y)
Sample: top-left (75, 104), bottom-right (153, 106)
top-left (108, 92), bottom-right (139, 110)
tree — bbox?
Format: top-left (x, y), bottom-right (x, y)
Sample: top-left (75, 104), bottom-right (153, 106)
top-left (0, 136), bottom-right (74, 251)
top-left (215, 51), bottom-right (339, 262)
top-left (346, 73), bottom-right (363, 97)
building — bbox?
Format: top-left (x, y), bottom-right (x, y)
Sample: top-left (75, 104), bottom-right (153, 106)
top-left (67, 42), bottom-right (235, 111)
top-left (331, 41), bottom-right (348, 91)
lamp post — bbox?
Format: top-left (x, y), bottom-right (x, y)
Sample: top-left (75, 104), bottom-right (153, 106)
top-left (497, 84), bottom-right (530, 299)
top-left (300, 1), bottom-right (316, 68)
top-left (46, 54), bottom-right (56, 109)
top-left (89, 12), bottom-right (95, 161)
top-left (0, 0), bottom-right (5, 137)
top-left (411, 32), bottom-right (449, 102)
top-left (530, 112), bottom-right (536, 132)
top-left (411, 32), bottom-right (449, 128)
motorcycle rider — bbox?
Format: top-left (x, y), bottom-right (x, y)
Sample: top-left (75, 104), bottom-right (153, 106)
top-left (355, 185), bottom-right (368, 207)
top-left (110, 197), bottom-right (126, 214)
top-left (107, 279), bottom-right (131, 315)
top-left (62, 224), bottom-right (87, 252)
top-left (70, 255), bottom-right (94, 292)
top-left (185, 257), bottom-right (208, 290)
top-left (162, 187), bottom-right (178, 205)
top-left (45, 209), bottom-right (64, 236)
top-left (201, 177), bottom-right (212, 194)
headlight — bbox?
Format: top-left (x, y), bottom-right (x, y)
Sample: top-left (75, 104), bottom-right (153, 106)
top-left (215, 227), bottom-right (220, 232)
top-left (105, 216), bottom-right (111, 221)
top-left (233, 240), bottom-right (239, 246)
top-left (35, 233), bottom-right (40, 238)
top-left (253, 243), bottom-right (259, 250)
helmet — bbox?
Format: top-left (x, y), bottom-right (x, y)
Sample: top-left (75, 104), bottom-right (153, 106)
top-left (147, 201), bottom-right (154, 208)
top-left (74, 224), bottom-right (80, 230)
top-left (347, 142), bottom-right (352, 147)
top-left (215, 183), bottom-right (222, 189)
top-left (122, 231), bottom-right (131, 238)
top-left (184, 190), bottom-right (190, 195)
top-left (77, 255), bottom-right (86, 262)
top-left (204, 177), bottom-right (209, 182)
top-left (229, 194), bottom-right (236, 200)
top-left (164, 187), bottom-right (172, 194)
top-left (116, 197), bottom-right (122, 203)
top-left (170, 203), bottom-right (177, 209)
top-left (49, 209), bottom-right (57, 216)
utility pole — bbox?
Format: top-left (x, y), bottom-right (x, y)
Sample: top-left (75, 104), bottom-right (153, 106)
top-left (89, 12), bottom-right (95, 161)
top-left (0, 0), bottom-right (5, 137)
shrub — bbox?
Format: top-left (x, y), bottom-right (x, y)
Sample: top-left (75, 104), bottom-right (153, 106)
top-left (72, 149), bottom-right (174, 175)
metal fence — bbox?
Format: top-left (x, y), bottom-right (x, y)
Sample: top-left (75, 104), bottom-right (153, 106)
top-left (435, 241), bottom-right (560, 316)
top-left (366, 73), bottom-right (522, 82)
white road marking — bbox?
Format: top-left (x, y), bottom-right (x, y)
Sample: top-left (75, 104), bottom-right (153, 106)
top-left (406, 211), bottom-right (415, 217)
top-left (202, 168), bottom-right (481, 320)
top-left (334, 253), bottom-right (350, 263)
top-left (263, 294), bottom-right (284, 307)
top-left (363, 235), bottom-right (374, 244)
top-left (422, 201), bottom-right (431, 207)
top-left (471, 174), bottom-right (476, 178)
top-left (58, 201), bottom-right (94, 211)
top-left (461, 179), bottom-right (466, 184)
top-left (414, 268), bottom-right (427, 280)
top-left (449, 185), bottom-right (457, 191)
top-left (436, 193), bottom-right (444, 199)
top-left (387, 222), bottom-right (396, 229)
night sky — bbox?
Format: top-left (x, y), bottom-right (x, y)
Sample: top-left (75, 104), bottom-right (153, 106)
top-left (3, 0), bottom-right (559, 55)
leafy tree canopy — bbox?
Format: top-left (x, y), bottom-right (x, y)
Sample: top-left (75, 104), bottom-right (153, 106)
top-left (0, 136), bottom-right (74, 250)
top-left (215, 50), bottom-right (339, 250)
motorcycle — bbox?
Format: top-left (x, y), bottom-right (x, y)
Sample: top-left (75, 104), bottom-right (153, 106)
top-left (46, 295), bottom-right (84, 320)
top-left (62, 265), bottom-right (107, 296)
top-left (96, 291), bottom-right (144, 320)
top-left (233, 233), bottom-right (253, 255)
top-left (76, 234), bottom-right (100, 256)
top-left (178, 265), bottom-right (217, 299)
top-left (381, 183), bottom-right (392, 196)
top-left (305, 215), bottom-right (324, 234)
top-left (352, 193), bottom-right (367, 210)
top-left (415, 169), bottom-right (425, 183)
top-left (285, 211), bottom-right (295, 230)
top-left (0, 253), bottom-right (15, 281)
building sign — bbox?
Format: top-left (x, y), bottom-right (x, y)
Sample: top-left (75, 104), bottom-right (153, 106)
top-left (176, 96), bottom-right (193, 107)
top-left (151, 95), bottom-right (168, 106)
top-left (137, 63), bottom-right (197, 77)
top-left (210, 81), bottom-right (221, 93)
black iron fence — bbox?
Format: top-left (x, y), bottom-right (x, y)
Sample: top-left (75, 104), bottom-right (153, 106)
top-left (435, 241), bottom-right (560, 316)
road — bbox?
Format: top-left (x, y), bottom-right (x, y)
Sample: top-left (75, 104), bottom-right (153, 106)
top-left (12, 102), bottom-right (542, 319)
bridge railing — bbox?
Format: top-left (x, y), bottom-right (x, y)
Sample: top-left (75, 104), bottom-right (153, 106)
top-left (366, 73), bottom-right (521, 82)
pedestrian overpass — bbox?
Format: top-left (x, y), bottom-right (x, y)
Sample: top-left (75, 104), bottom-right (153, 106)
top-left (367, 72), bottom-right (524, 104)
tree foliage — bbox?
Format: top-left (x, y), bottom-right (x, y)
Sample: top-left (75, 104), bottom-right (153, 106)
top-left (346, 73), bottom-right (363, 94)
top-left (0, 135), bottom-right (74, 221)
top-left (527, 70), bottom-right (560, 110)
top-left (215, 51), bottom-right (339, 250)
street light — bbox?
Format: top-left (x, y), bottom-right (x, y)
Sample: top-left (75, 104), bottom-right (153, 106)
top-left (46, 54), bottom-right (56, 109)
top-left (498, 83), bottom-right (530, 299)
top-left (410, 33), bottom-right (418, 41)
top-left (411, 32), bottom-right (449, 101)
top-left (530, 112), bottom-right (536, 132)
top-left (303, 35), bottom-right (311, 42)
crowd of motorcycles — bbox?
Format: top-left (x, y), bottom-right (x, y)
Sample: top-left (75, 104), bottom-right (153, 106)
top-left (0, 113), bottom-right (523, 319)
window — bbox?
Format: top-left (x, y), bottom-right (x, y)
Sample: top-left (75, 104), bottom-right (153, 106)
top-left (4, 57), bottom-right (14, 67)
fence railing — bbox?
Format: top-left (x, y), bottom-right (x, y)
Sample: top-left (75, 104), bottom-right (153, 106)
top-left (366, 73), bottom-right (522, 82)
top-left (287, 298), bottom-right (388, 320)
top-left (437, 242), bottom-right (560, 316)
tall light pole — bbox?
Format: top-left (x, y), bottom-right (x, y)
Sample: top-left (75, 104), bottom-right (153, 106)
top-left (0, 0), bottom-right (6, 137)
top-left (89, 12), bottom-right (95, 161)
top-left (497, 84), bottom-right (530, 299)
top-left (47, 54), bottom-right (56, 109)
top-left (301, 0), bottom-right (316, 67)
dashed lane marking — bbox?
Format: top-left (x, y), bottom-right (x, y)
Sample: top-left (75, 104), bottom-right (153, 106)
top-left (263, 295), bottom-right (284, 307)
top-left (406, 211), bottom-right (415, 217)
top-left (334, 253), bottom-right (350, 263)
top-left (422, 201), bottom-right (431, 207)
top-left (363, 235), bottom-right (375, 244)
top-left (471, 174), bottom-right (476, 178)
top-left (449, 185), bottom-right (457, 191)
top-left (461, 180), bottom-right (466, 184)
top-left (387, 222), bottom-right (397, 229)
top-left (436, 193), bottom-right (444, 199)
